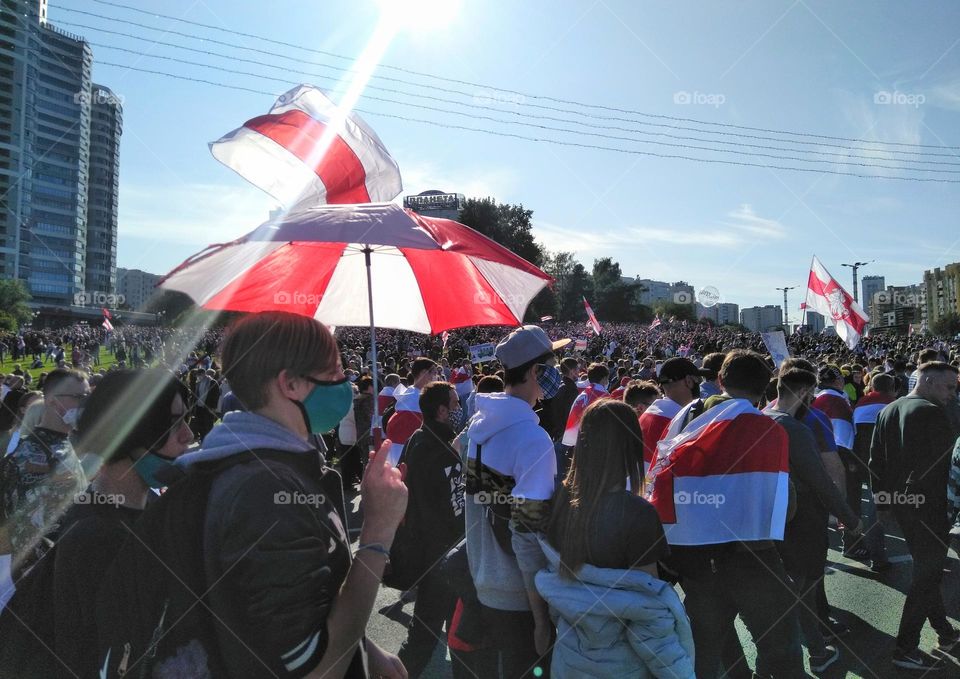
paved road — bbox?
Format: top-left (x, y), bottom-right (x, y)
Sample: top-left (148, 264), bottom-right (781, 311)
top-left (349, 494), bottom-right (960, 678)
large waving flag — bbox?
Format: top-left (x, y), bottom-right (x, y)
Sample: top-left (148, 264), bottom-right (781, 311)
top-left (210, 84), bottom-right (402, 209)
top-left (804, 256), bottom-right (868, 350)
top-left (583, 297), bottom-right (602, 336)
top-left (645, 398), bottom-right (790, 546)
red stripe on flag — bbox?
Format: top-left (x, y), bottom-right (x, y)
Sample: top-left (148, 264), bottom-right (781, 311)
top-left (662, 413), bottom-right (788, 477)
top-left (244, 110), bottom-right (371, 204)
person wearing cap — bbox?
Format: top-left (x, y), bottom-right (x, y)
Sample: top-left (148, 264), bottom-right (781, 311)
top-left (463, 325), bottom-right (561, 678)
top-left (699, 352), bottom-right (726, 400)
top-left (638, 357), bottom-right (710, 472)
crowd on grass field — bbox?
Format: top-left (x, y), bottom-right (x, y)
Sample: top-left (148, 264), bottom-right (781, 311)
top-left (0, 314), bottom-right (958, 678)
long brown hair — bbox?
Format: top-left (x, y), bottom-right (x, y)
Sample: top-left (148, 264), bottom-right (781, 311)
top-left (549, 398), bottom-right (645, 578)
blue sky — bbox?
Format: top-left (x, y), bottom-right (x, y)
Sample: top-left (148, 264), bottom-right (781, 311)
top-left (57, 0), bottom-right (960, 313)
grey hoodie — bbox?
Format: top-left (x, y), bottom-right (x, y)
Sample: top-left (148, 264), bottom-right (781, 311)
top-left (176, 411), bottom-right (317, 468)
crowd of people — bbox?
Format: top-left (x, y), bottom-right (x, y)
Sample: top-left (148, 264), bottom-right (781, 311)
top-left (0, 313), bottom-right (958, 678)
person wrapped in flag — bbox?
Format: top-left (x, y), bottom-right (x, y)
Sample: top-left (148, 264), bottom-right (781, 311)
top-left (561, 363), bottom-right (610, 447)
top-left (645, 350), bottom-right (805, 678)
top-left (639, 358), bottom-right (710, 471)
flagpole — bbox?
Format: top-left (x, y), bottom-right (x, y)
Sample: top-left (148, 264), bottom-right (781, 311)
top-left (364, 246), bottom-right (381, 452)
top-left (802, 254), bottom-right (814, 330)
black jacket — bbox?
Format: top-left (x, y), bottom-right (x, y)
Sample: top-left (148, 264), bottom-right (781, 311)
top-left (398, 419), bottom-right (465, 566)
top-left (546, 375), bottom-right (579, 442)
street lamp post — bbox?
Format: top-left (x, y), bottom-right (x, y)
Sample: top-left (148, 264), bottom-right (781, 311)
top-left (841, 260), bottom-right (873, 303)
top-left (776, 286), bottom-right (796, 334)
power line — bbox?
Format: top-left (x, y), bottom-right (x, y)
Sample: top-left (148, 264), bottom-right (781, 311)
top-left (71, 44), bottom-right (959, 175)
top-left (90, 60), bottom-right (960, 185)
top-left (59, 2), bottom-right (960, 153)
top-left (71, 29), bottom-right (960, 170)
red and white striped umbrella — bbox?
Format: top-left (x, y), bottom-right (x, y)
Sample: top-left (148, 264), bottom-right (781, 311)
top-left (157, 202), bottom-right (552, 334)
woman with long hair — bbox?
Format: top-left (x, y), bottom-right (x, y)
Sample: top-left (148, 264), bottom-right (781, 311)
top-left (537, 398), bottom-right (695, 678)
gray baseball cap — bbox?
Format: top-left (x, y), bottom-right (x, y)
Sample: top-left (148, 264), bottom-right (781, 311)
top-left (496, 325), bottom-right (565, 369)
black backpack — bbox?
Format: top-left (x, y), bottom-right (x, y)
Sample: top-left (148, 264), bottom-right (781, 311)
top-left (95, 450), bottom-right (305, 679)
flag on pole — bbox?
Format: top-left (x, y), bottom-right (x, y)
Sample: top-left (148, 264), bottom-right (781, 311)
top-left (645, 398), bottom-right (790, 545)
top-left (583, 297), bottom-right (602, 336)
top-left (101, 307), bottom-right (112, 319)
top-left (804, 256), bottom-right (868, 349)
top-left (210, 84), bottom-right (402, 209)
top-left (102, 317), bottom-right (113, 332)
top-left (540, 315), bottom-right (554, 322)
top-left (441, 330), bottom-right (450, 348)
top-left (650, 315), bottom-right (662, 330)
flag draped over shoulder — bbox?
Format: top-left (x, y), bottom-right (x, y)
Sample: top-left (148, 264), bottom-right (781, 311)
top-left (639, 398), bottom-right (682, 469)
top-left (583, 297), bottom-right (602, 336)
top-left (561, 384), bottom-right (609, 446)
top-left (645, 398), bottom-right (790, 546)
top-left (210, 84), bottom-right (402, 209)
top-left (385, 384), bottom-right (422, 466)
top-left (804, 256), bottom-right (868, 350)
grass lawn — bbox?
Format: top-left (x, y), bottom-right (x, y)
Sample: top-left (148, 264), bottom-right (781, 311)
top-left (0, 346), bottom-right (120, 382)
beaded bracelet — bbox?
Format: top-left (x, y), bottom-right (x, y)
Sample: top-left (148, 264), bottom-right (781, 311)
top-left (355, 542), bottom-right (391, 563)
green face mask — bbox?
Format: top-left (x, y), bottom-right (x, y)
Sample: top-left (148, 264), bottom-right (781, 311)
top-left (296, 377), bottom-right (353, 435)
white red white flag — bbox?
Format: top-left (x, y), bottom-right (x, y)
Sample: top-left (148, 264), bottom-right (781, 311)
top-left (561, 383), bottom-right (609, 446)
top-left (638, 398), bottom-right (682, 470)
top-left (210, 84), bottom-right (402, 209)
top-left (645, 398), bottom-right (790, 545)
top-left (102, 317), bottom-right (113, 331)
top-left (804, 256), bottom-right (868, 349)
top-left (540, 315), bottom-right (554, 322)
top-left (583, 297), bottom-right (602, 336)
top-left (650, 315), bottom-right (662, 330)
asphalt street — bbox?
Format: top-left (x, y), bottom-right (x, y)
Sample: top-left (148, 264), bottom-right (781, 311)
top-left (349, 496), bottom-right (960, 678)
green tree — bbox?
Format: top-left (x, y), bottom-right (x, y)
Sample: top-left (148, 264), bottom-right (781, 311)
top-left (652, 301), bottom-right (697, 323)
top-left (459, 198), bottom-right (545, 267)
top-left (565, 262), bottom-right (595, 321)
top-left (932, 312), bottom-right (960, 337)
top-left (0, 279), bottom-right (32, 330)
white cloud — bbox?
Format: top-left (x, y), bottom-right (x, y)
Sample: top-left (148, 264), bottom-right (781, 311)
top-left (722, 203), bottom-right (787, 239)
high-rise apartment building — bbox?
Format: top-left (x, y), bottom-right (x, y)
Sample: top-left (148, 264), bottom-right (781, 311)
top-left (0, 1), bottom-right (121, 307)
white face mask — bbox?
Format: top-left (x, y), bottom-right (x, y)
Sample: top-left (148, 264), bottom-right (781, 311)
top-left (61, 408), bottom-right (81, 429)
